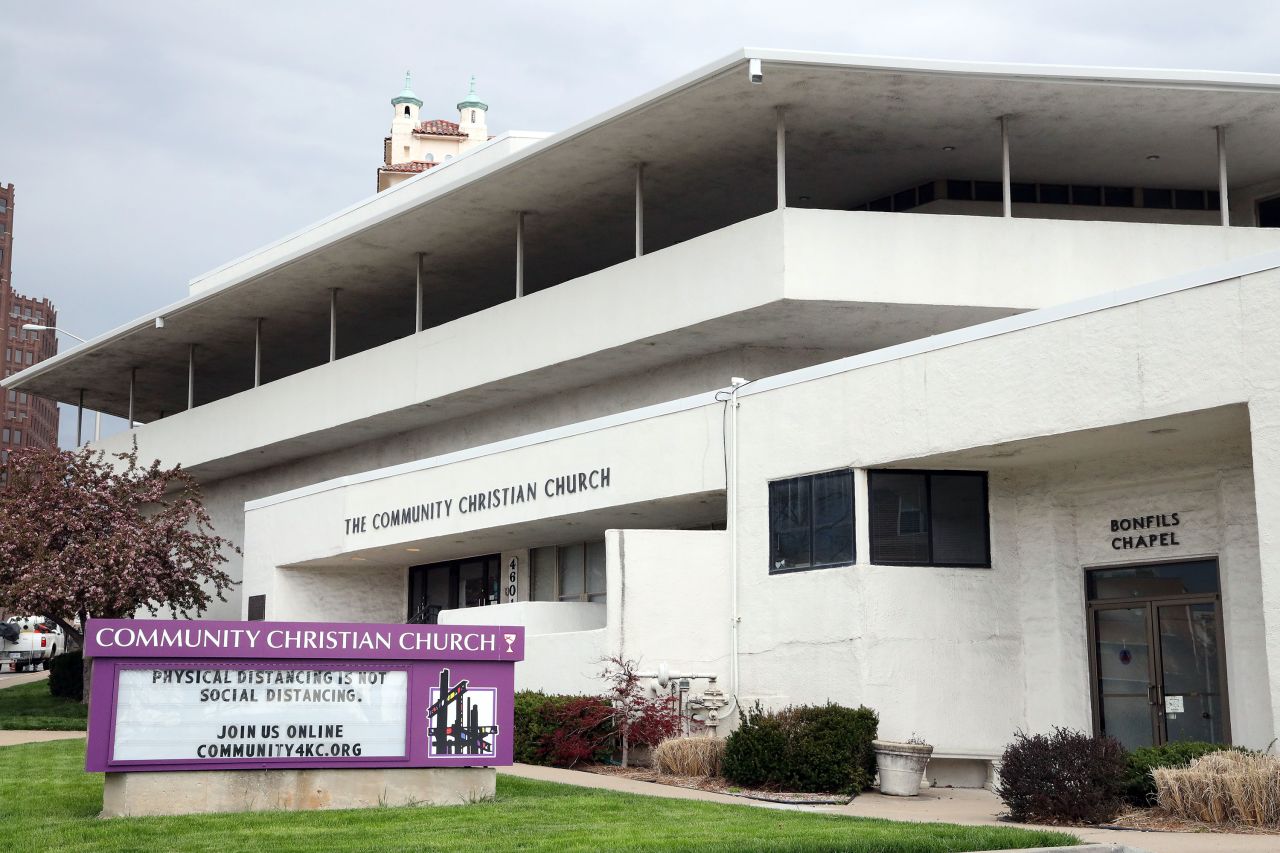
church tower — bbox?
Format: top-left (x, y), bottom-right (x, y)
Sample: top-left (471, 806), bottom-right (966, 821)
top-left (389, 71), bottom-right (423, 165)
top-left (456, 76), bottom-right (489, 144)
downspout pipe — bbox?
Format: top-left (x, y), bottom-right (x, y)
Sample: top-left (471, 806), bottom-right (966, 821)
top-left (719, 376), bottom-right (751, 730)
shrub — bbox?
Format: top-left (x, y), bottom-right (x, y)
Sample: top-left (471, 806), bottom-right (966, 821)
top-left (47, 651), bottom-right (83, 702)
top-left (1123, 741), bottom-right (1237, 805)
top-left (722, 702), bottom-right (879, 794)
top-left (996, 727), bottom-right (1128, 825)
top-left (1154, 750), bottom-right (1280, 827)
top-left (513, 690), bottom-right (613, 768)
top-left (654, 735), bottom-right (726, 777)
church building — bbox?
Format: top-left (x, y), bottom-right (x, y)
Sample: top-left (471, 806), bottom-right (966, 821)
top-left (377, 74), bottom-right (492, 192)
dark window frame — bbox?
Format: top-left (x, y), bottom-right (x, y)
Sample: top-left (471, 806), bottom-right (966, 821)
top-left (868, 469), bottom-right (991, 568)
top-left (768, 468), bottom-right (855, 575)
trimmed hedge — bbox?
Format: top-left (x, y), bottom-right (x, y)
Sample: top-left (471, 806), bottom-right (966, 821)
top-left (1123, 741), bottom-right (1239, 805)
top-left (721, 702), bottom-right (878, 795)
top-left (47, 651), bottom-right (83, 702)
top-left (996, 727), bottom-right (1128, 825)
top-left (514, 690), bottom-right (613, 767)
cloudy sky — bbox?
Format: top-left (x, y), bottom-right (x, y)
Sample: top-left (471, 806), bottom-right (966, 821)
top-left (1, 0), bottom-right (1277, 444)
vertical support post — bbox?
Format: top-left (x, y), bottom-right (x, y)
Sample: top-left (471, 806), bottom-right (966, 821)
top-left (76, 388), bottom-right (84, 446)
top-left (1000, 115), bottom-right (1012, 218)
top-left (329, 288), bottom-right (338, 362)
top-left (775, 107), bottom-right (787, 210)
top-left (187, 344), bottom-right (195, 411)
top-left (253, 318), bottom-right (262, 388)
top-left (515, 212), bottom-right (525, 298)
top-left (415, 253), bottom-right (424, 333)
top-left (127, 368), bottom-right (135, 428)
top-left (1217, 125), bottom-right (1230, 227)
top-left (634, 163), bottom-right (645, 258)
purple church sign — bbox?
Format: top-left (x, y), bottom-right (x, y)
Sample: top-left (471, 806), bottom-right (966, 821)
top-left (83, 619), bottom-right (524, 773)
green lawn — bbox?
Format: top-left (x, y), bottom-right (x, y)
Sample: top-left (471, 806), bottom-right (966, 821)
top-left (0, 679), bottom-right (87, 730)
top-left (2, 740), bottom-right (1076, 852)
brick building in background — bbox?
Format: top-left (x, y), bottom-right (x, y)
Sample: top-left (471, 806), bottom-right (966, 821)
top-left (0, 183), bottom-right (59, 474)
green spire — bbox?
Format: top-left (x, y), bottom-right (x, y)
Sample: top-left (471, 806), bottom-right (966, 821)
top-left (456, 75), bottom-right (488, 112)
top-left (392, 70), bottom-right (423, 109)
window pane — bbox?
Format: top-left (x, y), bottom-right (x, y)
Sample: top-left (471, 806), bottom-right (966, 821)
top-left (811, 470), bottom-right (854, 566)
top-left (559, 543), bottom-right (585, 599)
top-left (531, 546), bottom-right (557, 601)
top-left (586, 540), bottom-right (606, 599)
top-left (929, 473), bottom-right (989, 565)
top-left (769, 477), bottom-right (811, 571)
top-left (869, 472), bottom-right (929, 564)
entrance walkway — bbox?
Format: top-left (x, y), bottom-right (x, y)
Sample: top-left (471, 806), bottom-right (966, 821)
top-left (498, 765), bottom-right (1278, 853)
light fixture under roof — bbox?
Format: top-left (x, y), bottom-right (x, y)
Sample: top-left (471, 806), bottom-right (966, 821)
top-left (1146, 154), bottom-right (1161, 160)
top-left (405, 547), bottom-right (421, 552)
top-left (942, 145), bottom-right (956, 151)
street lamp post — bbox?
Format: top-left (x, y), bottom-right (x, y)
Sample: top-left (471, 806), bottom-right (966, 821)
top-left (21, 324), bottom-right (97, 444)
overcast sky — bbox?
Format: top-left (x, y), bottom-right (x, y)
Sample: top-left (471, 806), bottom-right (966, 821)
top-left (2, 0), bottom-right (1278, 445)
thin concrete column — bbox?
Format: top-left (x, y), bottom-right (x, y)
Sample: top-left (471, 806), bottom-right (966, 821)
top-left (253, 318), bottom-right (262, 388)
top-left (1217, 125), bottom-right (1230, 227)
top-left (634, 163), bottom-right (645, 258)
top-left (187, 344), bottom-right (195, 411)
top-left (775, 107), bottom-right (786, 210)
top-left (127, 368), bottom-right (135, 429)
top-left (515, 212), bottom-right (525, 298)
top-left (329, 288), bottom-right (339, 362)
top-left (414, 253), bottom-right (424, 333)
top-left (76, 388), bottom-right (84, 446)
top-left (1000, 115), bottom-right (1012, 218)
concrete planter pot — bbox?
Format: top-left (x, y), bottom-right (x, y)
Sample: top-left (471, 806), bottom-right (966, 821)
top-left (873, 740), bottom-right (934, 796)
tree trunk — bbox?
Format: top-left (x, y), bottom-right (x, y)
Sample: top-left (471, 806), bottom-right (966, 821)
top-left (81, 654), bottom-right (92, 706)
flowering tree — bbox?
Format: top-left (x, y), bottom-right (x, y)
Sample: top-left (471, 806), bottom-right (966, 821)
top-left (0, 440), bottom-right (237, 660)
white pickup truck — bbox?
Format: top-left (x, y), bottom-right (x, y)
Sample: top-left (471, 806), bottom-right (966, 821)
top-left (0, 615), bottom-right (63, 672)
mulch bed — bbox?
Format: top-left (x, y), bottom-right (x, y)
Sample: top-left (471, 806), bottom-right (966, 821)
top-left (580, 765), bottom-right (854, 805)
top-left (1103, 808), bottom-right (1280, 835)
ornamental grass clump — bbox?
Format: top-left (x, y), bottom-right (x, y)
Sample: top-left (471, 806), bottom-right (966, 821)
top-left (653, 735), bottom-right (726, 777)
top-left (1122, 740), bottom-right (1238, 805)
top-left (1154, 750), bottom-right (1280, 827)
top-left (995, 727), bottom-right (1128, 825)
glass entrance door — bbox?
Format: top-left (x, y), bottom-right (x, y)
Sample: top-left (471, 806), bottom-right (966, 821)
top-left (408, 554), bottom-right (500, 624)
top-left (1087, 560), bottom-right (1229, 749)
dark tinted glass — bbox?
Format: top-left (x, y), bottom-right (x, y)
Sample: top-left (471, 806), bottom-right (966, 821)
top-left (974, 181), bottom-right (1002, 202)
top-left (946, 180), bottom-right (973, 201)
top-left (1011, 183), bottom-right (1036, 203)
top-left (1143, 188), bottom-right (1173, 209)
top-left (1175, 189), bottom-right (1205, 210)
top-left (869, 472), bottom-right (930, 564)
top-left (247, 594), bottom-right (266, 621)
top-left (770, 477), bottom-right (812, 571)
top-left (1260, 197), bottom-right (1280, 228)
top-left (893, 189), bottom-right (917, 211)
top-left (1207, 191), bottom-right (1221, 211)
top-left (1104, 186), bottom-right (1135, 207)
top-left (1072, 185), bottom-right (1102, 206)
top-left (811, 470), bottom-right (854, 566)
top-left (1087, 560), bottom-right (1219, 600)
top-left (869, 196), bottom-right (892, 212)
top-left (917, 182), bottom-right (936, 205)
top-left (930, 473), bottom-right (989, 566)
top-left (1039, 184), bottom-right (1069, 205)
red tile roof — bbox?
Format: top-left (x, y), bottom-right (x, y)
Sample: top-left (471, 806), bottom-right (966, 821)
top-left (380, 161), bottom-right (442, 173)
top-left (414, 119), bottom-right (468, 137)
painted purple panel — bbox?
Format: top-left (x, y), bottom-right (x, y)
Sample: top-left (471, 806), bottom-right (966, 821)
top-left (83, 619), bottom-right (525, 662)
top-left (84, 620), bottom-right (520, 773)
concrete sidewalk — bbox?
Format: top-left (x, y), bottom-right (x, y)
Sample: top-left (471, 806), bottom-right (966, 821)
top-left (499, 765), bottom-right (1277, 853)
top-left (0, 670), bottom-right (50, 689)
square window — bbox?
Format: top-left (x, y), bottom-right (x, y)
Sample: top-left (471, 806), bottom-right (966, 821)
top-left (973, 181), bottom-right (1002, 202)
top-left (946, 180), bottom-right (974, 201)
top-left (1174, 189), bottom-right (1206, 210)
top-left (1071, 185), bottom-right (1102, 206)
top-left (869, 470), bottom-right (990, 567)
top-left (1039, 184), bottom-right (1069, 205)
top-left (1011, 183), bottom-right (1036, 204)
top-left (1143, 188), bottom-right (1173, 209)
top-left (768, 469), bottom-right (854, 573)
top-left (1104, 186), bottom-right (1135, 207)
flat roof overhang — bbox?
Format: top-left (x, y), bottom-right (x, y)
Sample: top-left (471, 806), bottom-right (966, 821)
top-left (11, 49), bottom-right (1280, 418)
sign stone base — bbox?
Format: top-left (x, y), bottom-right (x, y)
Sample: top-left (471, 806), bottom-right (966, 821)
top-left (101, 767), bottom-right (495, 817)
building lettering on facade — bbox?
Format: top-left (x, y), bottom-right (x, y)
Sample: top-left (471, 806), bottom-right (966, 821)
top-left (1110, 512), bottom-right (1181, 550)
top-left (344, 466), bottom-right (611, 535)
